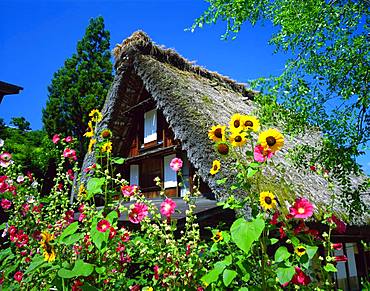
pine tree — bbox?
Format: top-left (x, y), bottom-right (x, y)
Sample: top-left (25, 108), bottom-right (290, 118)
top-left (42, 16), bottom-right (113, 155)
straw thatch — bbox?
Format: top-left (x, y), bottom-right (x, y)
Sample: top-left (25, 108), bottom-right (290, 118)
top-left (81, 31), bottom-right (369, 225)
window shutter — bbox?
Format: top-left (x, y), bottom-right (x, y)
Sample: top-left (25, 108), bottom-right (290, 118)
top-left (130, 164), bottom-right (139, 186)
top-left (164, 154), bottom-right (177, 189)
top-left (144, 109), bottom-right (157, 143)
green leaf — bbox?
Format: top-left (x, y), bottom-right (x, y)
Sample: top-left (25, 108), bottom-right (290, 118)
top-left (58, 259), bottom-right (94, 278)
top-left (223, 269), bottom-right (237, 287)
top-left (290, 237), bottom-right (300, 246)
top-left (201, 261), bottom-right (226, 285)
top-left (247, 167), bottom-right (258, 178)
top-left (324, 263), bottom-right (337, 273)
top-left (0, 248), bottom-right (12, 261)
top-left (216, 178), bottom-right (227, 185)
top-left (274, 246), bottom-right (291, 262)
top-left (86, 177), bottom-right (105, 199)
top-left (249, 162), bottom-right (260, 168)
top-left (230, 216), bottom-right (265, 254)
top-left (90, 219), bottom-right (109, 252)
top-left (306, 245), bottom-right (318, 260)
top-left (276, 266), bottom-right (295, 285)
top-left (111, 157), bottom-right (125, 164)
top-left (61, 233), bottom-right (85, 246)
top-left (270, 238), bottom-right (278, 245)
top-left (106, 210), bottom-right (118, 224)
top-left (223, 255), bottom-right (232, 266)
top-left (0, 223), bottom-right (6, 230)
top-left (59, 221), bottom-right (79, 241)
top-left (24, 255), bottom-right (46, 275)
top-left (239, 287), bottom-right (249, 291)
top-left (95, 266), bottom-right (106, 274)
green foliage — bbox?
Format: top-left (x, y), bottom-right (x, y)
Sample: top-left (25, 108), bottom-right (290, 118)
top-left (193, 0), bottom-right (369, 172)
top-left (10, 117), bottom-right (31, 131)
top-left (42, 16), bottom-right (113, 157)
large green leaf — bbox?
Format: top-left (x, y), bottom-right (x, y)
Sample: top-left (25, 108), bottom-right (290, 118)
top-left (306, 245), bottom-right (318, 259)
top-left (201, 261), bottom-right (227, 285)
top-left (230, 216), bottom-right (265, 254)
top-left (223, 269), bottom-right (237, 287)
top-left (25, 255), bottom-right (46, 275)
top-left (58, 259), bottom-right (94, 278)
top-left (90, 219), bottom-right (109, 252)
top-left (86, 177), bottom-right (105, 199)
top-left (59, 221), bottom-right (79, 241)
top-left (274, 246), bottom-right (291, 262)
top-left (276, 266), bottom-right (295, 285)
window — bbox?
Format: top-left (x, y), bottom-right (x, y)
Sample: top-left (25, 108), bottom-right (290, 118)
top-left (164, 154), bottom-right (177, 189)
top-left (144, 109), bottom-right (157, 144)
top-left (129, 164), bottom-right (139, 186)
top-left (140, 157), bottom-right (161, 190)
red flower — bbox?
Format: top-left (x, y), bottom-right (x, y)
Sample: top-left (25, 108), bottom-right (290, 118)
top-left (32, 204), bottom-right (43, 213)
top-left (64, 210), bottom-right (75, 224)
top-left (279, 226), bottom-right (286, 239)
top-left (289, 198), bottom-right (314, 219)
top-left (186, 244), bottom-right (191, 256)
top-left (154, 265), bottom-right (159, 280)
top-left (1, 199), bottom-right (11, 210)
top-left (67, 169), bottom-right (74, 180)
top-left (71, 279), bottom-right (83, 291)
top-left (329, 215), bottom-right (346, 234)
top-left (121, 231), bottom-right (130, 242)
top-left (84, 163), bottom-right (96, 173)
top-left (97, 220), bottom-right (111, 232)
top-left (0, 176), bottom-right (8, 193)
top-left (270, 211), bottom-right (280, 225)
top-left (78, 213), bottom-right (86, 222)
top-left (331, 243), bottom-right (343, 250)
top-left (334, 255), bottom-right (348, 262)
top-left (64, 136), bottom-right (73, 143)
top-left (14, 271), bottom-right (23, 283)
top-left (170, 157), bottom-right (183, 172)
top-left (128, 203), bottom-right (148, 224)
top-left (160, 198), bottom-right (177, 218)
top-left (116, 242), bottom-right (126, 252)
top-left (309, 165), bottom-right (316, 171)
top-left (130, 285), bottom-right (140, 291)
top-left (32, 230), bottom-right (41, 241)
top-left (291, 267), bottom-right (311, 285)
top-left (26, 171), bottom-right (33, 182)
top-left (52, 134), bottom-right (60, 144)
top-left (63, 148), bottom-right (77, 161)
top-left (109, 227), bottom-right (117, 239)
top-left (293, 220), bottom-right (309, 235)
top-left (15, 232), bottom-right (29, 248)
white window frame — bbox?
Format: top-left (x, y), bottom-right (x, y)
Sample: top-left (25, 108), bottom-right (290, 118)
top-left (144, 109), bottom-right (157, 144)
top-left (163, 154), bottom-right (177, 189)
top-left (129, 164), bottom-right (139, 186)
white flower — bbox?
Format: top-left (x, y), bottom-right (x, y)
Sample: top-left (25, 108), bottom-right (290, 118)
top-left (0, 139), bottom-right (4, 147)
top-left (17, 176), bottom-right (25, 183)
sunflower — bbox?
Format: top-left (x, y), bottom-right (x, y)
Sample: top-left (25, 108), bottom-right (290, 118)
top-left (229, 131), bottom-right (247, 147)
top-left (101, 141), bottom-right (112, 153)
top-left (84, 121), bottom-right (94, 138)
top-left (229, 114), bottom-right (243, 132)
top-left (88, 138), bottom-right (96, 153)
top-left (89, 109), bottom-right (103, 123)
top-left (295, 245), bottom-right (307, 257)
top-left (208, 125), bottom-right (226, 142)
top-left (78, 184), bottom-right (87, 198)
top-left (100, 129), bottom-right (112, 139)
top-left (40, 231), bottom-right (56, 262)
top-left (215, 142), bottom-right (230, 156)
top-left (241, 115), bottom-right (260, 132)
top-left (212, 231), bottom-right (223, 243)
top-left (210, 160), bottom-right (221, 175)
top-left (259, 191), bottom-right (277, 210)
top-left (258, 128), bottom-right (284, 153)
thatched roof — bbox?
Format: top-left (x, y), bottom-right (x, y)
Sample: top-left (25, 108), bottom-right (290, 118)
top-left (82, 31), bottom-right (369, 225)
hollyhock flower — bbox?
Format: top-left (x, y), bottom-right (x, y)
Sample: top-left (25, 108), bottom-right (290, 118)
top-left (120, 253), bottom-right (131, 263)
top-left (63, 148), bottom-right (77, 161)
top-left (170, 158), bottom-right (183, 172)
top-left (72, 279), bottom-right (84, 291)
top-left (309, 165), bottom-right (316, 171)
top-left (26, 171), bottom-right (33, 182)
top-left (154, 265), bottom-right (159, 280)
top-left (97, 220), bottom-right (111, 232)
top-left (109, 227), bottom-right (117, 239)
top-left (116, 242), bottom-right (126, 252)
top-left (67, 169), bottom-right (74, 180)
top-left (0, 152), bottom-right (12, 167)
top-left (14, 271), bottom-right (23, 283)
top-left (64, 136), bottom-right (73, 143)
top-left (0, 138), bottom-right (4, 147)
top-left (52, 134), bottom-right (60, 144)
top-left (16, 175), bottom-right (25, 184)
top-left (329, 215), bottom-right (346, 234)
top-left (121, 185), bottom-right (136, 197)
top-left (270, 211), bottom-right (280, 225)
top-left (64, 210), bottom-right (74, 224)
top-left (121, 231), bottom-right (130, 242)
top-left (21, 203), bottom-right (30, 216)
top-left (331, 243), bottom-right (343, 250)
top-left (279, 226), bottom-right (286, 239)
top-left (128, 203), bottom-right (148, 224)
top-left (160, 198), bottom-right (177, 218)
top-left (84, 163), bottom-right (96, 173)
top-left (289, 198), bottom-right (314, 219)
top-left (15, 232), bottom-right (29, 248)
top-left (291, 267), bottom-right (311, 285)
top-left (254, 144), bottom-right (274, 163)
top-left (78, 213), bottom-right (86, 222)
top-left (334, 255), bottom-right (348, 262)
top-left (186, 244), bottom-right (191, 256)
top-left (32, 204), bottom-right (43, 213)
top-left (32, 230), bottom-right (41, 241)
top-left (1, 199), bottom-right (11, 209)
top-left (0, 176), bottom-right (8, 193)
top-left (129, 284), bottom-right (140, 291)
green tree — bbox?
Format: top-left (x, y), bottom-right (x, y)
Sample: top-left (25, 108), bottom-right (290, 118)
top-left (193, 0), bottom-right (369, 157)
top-left (42, 16), bottom-right (113, 155)
top-left (10, 116), bottom-right (31, 131)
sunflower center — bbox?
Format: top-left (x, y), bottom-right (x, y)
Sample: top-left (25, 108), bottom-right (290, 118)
top-left (217, 143), bottom-right (229, 155)
top-left (298, 207), bottom-right (305, 214)
top-left (234, 120), bottom-right (240, 128)
top-left (266, 136), bottom-right (276, 146)
top-left (235, 135), bottom-right (242, 142)
top-left (264, 196), bottom-right (272, 205)
top-left (214, 128), bottom-right (223, 138)
top-left (298, 247), bottom-right (305, 253)
top-left (244, 121), bottom-right (253, 127)
top-left (213, 164), bottom-right (218, 171)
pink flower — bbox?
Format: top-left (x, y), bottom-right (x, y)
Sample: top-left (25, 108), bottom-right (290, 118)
top-left (254, 145), bottom-right (274, 163)
top-left (64, 136), bottom-right (73, 143)
top-left (78, 213), bottom-right (86, 222)
top-left (67, 169), bottom-right (74, 180)
top-left (1, 199), bottom-right (11, 209)
top-left (109, 227), bottom-right (117, 239)
top-left (154, 265), bottom-right (159, 280)
top-left (329, 215), bottom-right (346, 234)
top-left (63, 148), bottom-right (77, 161)
top-left (160, 198), bottom-right (177, 218)
top-left (97, 219), bottom-right (111, 232)
top-left (331, 243), bottom-right (343, 250)
top-left (0, 176), bottom-right (8, 193)
top-left (128, 203), bottom-right (148, 224)
top-left (334, 255), bottom-right (348, 262)
top-left (121, 231), bottom-right (130, 242)
top-left (52, 134), bottom-right (60, 144)
top-left (14, 271), bottom-right (23, 283)
top-left (291, 267), bottom-right (311, 286)
top-left (170, 158), bottom-right (183, 172)
top-left (0, 152), bottom-right (12, 168)
top-left (289, 198), bottom-right (314, 219)
top-left (121, 185), bottom-right (138, 197)
top-left (15, 232), bottom-right (29, 248)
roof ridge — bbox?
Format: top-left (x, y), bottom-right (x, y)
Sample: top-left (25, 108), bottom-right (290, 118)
top-left (113, 30), bottom-right (255, 98)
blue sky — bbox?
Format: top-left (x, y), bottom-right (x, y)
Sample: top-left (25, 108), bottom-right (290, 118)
top-left (0, 0), bottom-right (369, 173)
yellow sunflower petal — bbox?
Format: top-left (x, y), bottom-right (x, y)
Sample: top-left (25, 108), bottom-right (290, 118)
top-left (259, 191), bottom-right (277, 210)
top-left (229, 113), bottom-right (243, 132)
top-left (229, 131), bottom-right (247, 147)
top-left (210, 160), bottom-right (221, 175)
top-left (241, 115), bottom-right (260, 132)
top-left (208, 125), bottom-right (226, 142)
top-left (258, 128), bottom-right (284, 153)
